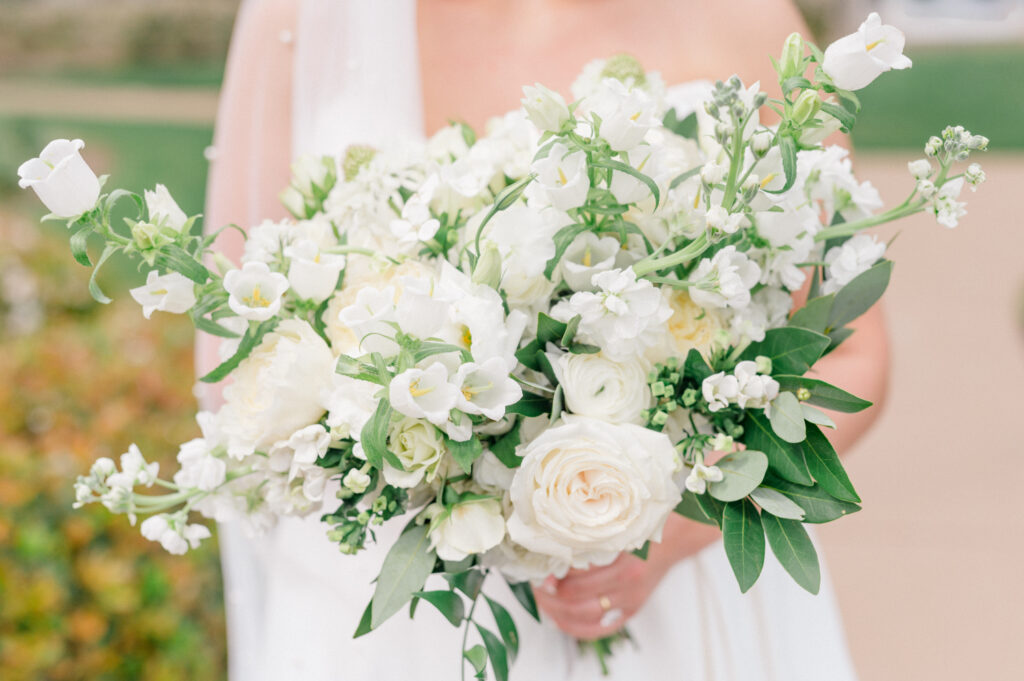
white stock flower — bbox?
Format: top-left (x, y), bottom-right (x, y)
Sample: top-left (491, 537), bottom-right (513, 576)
top-left (705, 206), bottom-right (743, 234)
top-left (17, 139), bottom-right (101, 218)
top-left (268, 424), bottom-right (331, 474)
top-left (700, 161), bottom-right (727, 186)
top-left (224, 261), bottom-right (289, 322)
top-left (384, 417), bottom-right (448, 488)
top-left (454, 357), bottom-right (522, 421)
top-left (689, 246), bottom-right (762, 310)
top-left (907, 159), bottom-right (932, 180)
top-left (590, 78), bottom-right (659, 151)
top-left (931, 177), bottom-right (967, 228)
top-left (556, 352), bottom-right (650, 425)
top-left (822, 12), bottom-right (912, 91)
top-left (219, 320), bottom-right (334, 458)
top-left (342, 467), bottom-right (372, 494)
top-left (429, 499), bottom-right (507, 561)
top-left (559, 232), bottom-right (621, 291)
top-left (322, 374), bottom-right (380, 440)
top-left (822, 234), bottom-right (886, 294)
top-left (684, 459), bottom-right (724, 495)
top-left (174, 438), bottom-right (227, 492)
top-left (144, 184), bottom-right (188, 231)
top-left (507, 418), bottom-right (682, 568)
top-left (129, 270), bottom-right (197, 319)
top-left (390, 362), bottom-right (460, 427)
top-left (140, 515), bottom-right (211, 555)
top-left (702, 361), bottom-right (779, 412)
top-left (521, 83), bottom-right (571, 133)
top-left (106, 444), bottom-right (159, 489)
top-left (965, 163), bottom-right (986, 190)
top-left (532, 142), bottom-right (590, 210)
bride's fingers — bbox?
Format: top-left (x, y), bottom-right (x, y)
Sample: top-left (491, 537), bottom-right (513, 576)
top-left (554, 558), bottom-right (635, 602)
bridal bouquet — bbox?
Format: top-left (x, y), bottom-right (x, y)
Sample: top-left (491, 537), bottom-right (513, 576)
top-left (19, 14), bottom-right (985, 680)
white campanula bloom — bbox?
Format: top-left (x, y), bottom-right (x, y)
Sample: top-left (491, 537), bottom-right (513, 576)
top-left (797, 108), bottom-right (843, 147)
top-left (506, 417), bottom-right (681, 568)
top-left (609, 144), bottom-right (661, 206)
top-left (337, 284), bottom-right (400, 355)
top-left (129, 270), bottom-right (197, 319)
top-left (394, 274), bottom-right (451, 340)
top-left (454, 357), bottom-right (522, 421)
top-left (907, 159), bottom-right (932, 180)
top-left (384, 417), bottom-right (448, 488)
top-left (17, 139), bottom-right (101, 218)
top-left (559, 232), bottom-right (620, 291)
top-left (931, 177), bottom-right (967, 228)
top-left (689, 246), bottom-right (762, 310)
top-left (429, 499), bottom-right (507, 562)
top-left (478, 204), bottom-right (561, 311)
top-left (590, 78), bottom-right (660, 152)
top-left (556, 352), bottom-right (650, 425)
top-left (141, 514), bottom-right (212, 555)
top-left (144, 184), bottom-right (188, 231)
top-left (283, 239), bottom-right (345, 303)
top-left (822, 234), bottom-right (886, 294)
top-left (224, 261), bottom-right (289, 322)
top-left (822, 12), bottom-right (912, 91)
top-left (389, 362), bottom-right (460, 427)
top-left (532, 142), bottom-right (590, 210)
top-left (556, 268), bottom-right (672, 361)
top-left (684, 459), bottom-right (724, 495)
top-left (521, 83), bottom-right (571, 133)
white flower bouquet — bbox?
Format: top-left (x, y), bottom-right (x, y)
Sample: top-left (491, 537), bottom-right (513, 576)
top-left (19, 14), bottom-right (986, 679)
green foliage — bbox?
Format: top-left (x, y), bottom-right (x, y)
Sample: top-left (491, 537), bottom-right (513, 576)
top-left (768, 391), bottom-right (807, 443)
top-left (744, 411), bottom-right (812, 485)
top-left (762, 514), bottom-right (821, 594)
top-left (414, 590), bottom-right (466, 626)
top-left (740, 327), bottom-right (830, 376)
top-left (759, 473), bottom-right (860, 524)
top-left (774, 375), bottom-right (872, 413)
top-left (370, 525), bottom-right (437, 629)
top-left (708, 450), bottom-right (769, 502)
top-left (723, 499), bottom-right (765, 593)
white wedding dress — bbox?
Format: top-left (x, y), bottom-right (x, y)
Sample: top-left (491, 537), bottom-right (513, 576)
top-left (213, 2), bottom-right (860, 680)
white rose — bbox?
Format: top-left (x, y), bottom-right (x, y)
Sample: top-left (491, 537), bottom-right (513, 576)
top-left (507, 418), bottom-right (682, 568)
top-left (557, 352), bottom-right (650, 425)
top-left (129, 270), bottom-right (197, 319)
top-left (482, 538), bottom-right (571, 583)
top-left (822, 12), bottom-right (912, 91)
top-left (17, 139), bottom-right (101, 218)
top-left (384, 417), bottom-right (448, 488)
top-left (219, 320), bottom-right (334, 459)
top-left (429, 499), bottom-right (507, 561)
top-left (144, 184), bottom-right (188, 231)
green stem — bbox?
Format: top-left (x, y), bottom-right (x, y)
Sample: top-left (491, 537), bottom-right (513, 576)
top-left (632, 232), bottom-right (710, 277)
top-left (460, 587), bottom-right (483, 681)
top-left (813, 201), bottom-right (924, 242)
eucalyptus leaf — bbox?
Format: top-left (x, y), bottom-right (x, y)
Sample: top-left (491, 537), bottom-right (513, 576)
top-left (371, 525), bottom-right (437, 629)
top-left (801, 404), bottom-right (836, 429)
top-left (827, 260), bottom-right (892, 331)
top-left (723, 499), bottom-right (765, 593)
top-left (762, 514), bottom-right (821, 594)
top-left (749, 487), bottom-right (805, 520)
top-left (353, 599), bottom-right (374, 638)
top-left (788, 294), bottom-right (835, 333)
top-left (675, 491), bottom-right (718, 527)
top-left (760, 473), bottom-right (860, 523)
top-left (768, 392), bottom-right (807, 444)
top-left (774, 375), bottom-right (872, 413)
top-left (740, 327), bottom-right (830, 376)
top-left (708, 450), bottom-right (769, 502)
top-left (695, 492), bottom-right (725, 528)
top-left (744, 411), bottom-right (812, 485)
top-left (801, 424), bottom-right (860, 503)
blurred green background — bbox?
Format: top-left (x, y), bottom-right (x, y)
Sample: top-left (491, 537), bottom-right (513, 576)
top-left (0, 1), bottom-right (1020, 679)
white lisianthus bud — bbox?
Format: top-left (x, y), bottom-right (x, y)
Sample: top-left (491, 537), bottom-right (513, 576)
top-left (965, 163), bottom-right (986, 190)
top-left (822, 12), bottom-right (912, 91)
top-left (700, 161), bottom-right (727, 186)
top-left (916, 179), bottom-right (937, 199)
top-left (429, 499), bottom-right (507, 562)
top-left (290, 154), bottom-right (336, 196)
top-left (342, 467), bottom-right (372, 494)
top-left (283, 239), bottom-right (346, 303)
top-left (750, 130), bottom-right (773, 156)
top-left (907, 159), bottom-right (932, 180)
top-left (924, 136), bottom-right (942, 157)
top-left (754, 355), bottom-right (773, 375)
top-left (389, 362), bottom-right (461, 427)
top-left (968, 135), bottom-right (989, 151)
top-left (471, 243), bottom-right (503, 289)
top-left (129, 270), bottom-right (197, 319)
top-left (705, 206), bottom-right (743, 235)
top-left (532, 142), bottom-right (590, 210)
top-left (144, 184), bottom-right (188, 231)
top-left (521, 83), bottom-right (571, 133)
top-left (17, 139), bottom-right (101, 219)
top-left (223, 261), bottom-right (289, 322)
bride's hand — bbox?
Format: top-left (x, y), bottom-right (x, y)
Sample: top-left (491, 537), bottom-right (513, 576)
top-left (533, 514), bottom-right (720, 640)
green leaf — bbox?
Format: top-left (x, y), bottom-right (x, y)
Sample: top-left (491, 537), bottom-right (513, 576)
top-left (768, 392), bottom-right (807, 444)
top-left (192, 314), bottom-right (243, 339)
top-left (744, 411), bottom-right (812, 485)
top-left (414, 590), bottom-right (465, 626)
top-left (514, 339), bottom-right (543, 372)
top-left (69, 225), bottom-right (94, 266)
top-left (760, 473), bottom-right (860, 523)
top-left (485, 596), bottom-right (520, 661)
top-left (592, 159), bottom-right (660, 207)
top-left (360, 399), bottom-right (395, 470)
top-left (774, 375), bottom-right (872, 413)
top-left (826, 326), bottom-right (855, 352)
top-left (788, 294), bottom-right (835, 333)
top-left (820, 102), bottom-right (855, 133)
top-left (695, 492), bottom-right (726, 528)
top-left (371, 525), bottom-right (437, 629)
top-left (152, 244), bottom-right (210, 284)
top-left (464, 645), bottom-right (488, 675)
top-left (683, 348), bottom-right (712, 384)
top-left (827, 260), bottom-right (892, 330)
top-left (723, 499), bottom-right (765, 593)
top-left (778, 135), bottom-right (798, 193)
top-left (446, 434), bottom-right (484, 475)
top-left (801, 424), bottom-right (860, 503)
top-left (675, 491), bottom-right (719, 526)
top-left (749, 487), bottom-right (805, 520)
top-left (413, 341), bottom-right (472, 364)
top-left (781, 76), bottom-right (813, 95)
top-left (490, 420), bottom-right (523, 467)
top-left (474, 174), bottom-right (536, 256)
top-left (740, 327), bottom-right (830, 376)
top-left (475, 623), bottom-right (509, 681)
top-left (801, 404), bottom-right (836, 429)
top-left (663, 109), bottom-right (698, 139)
top-left (353, 599), bottom-right (374, 638)
top-left (632, 541), bottom-right (651, 560)
top-left (536, 313), bottom-right (569, 346)
top-left (561, 314), bottom-right (582, 346)
top-left (446, 569), bottom-right (485, 599)
top-left (506, 579), bottom-right (541, 622)
top-left (762, 514), bottom-right (820, 594)
top-left (506, 391), bottom-right (548, 417)
top-left (708, 450), bottom-right (769, 502)
top-left (199, 319), bottom-right (278, 383)
top-left (544, 223), bottom-right (590, 280)
top-left (87, 245), bottom-right (117, 304)
top-left (669, 165), bottom-right (702, 190)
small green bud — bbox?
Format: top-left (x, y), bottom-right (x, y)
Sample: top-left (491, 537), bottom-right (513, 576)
top-left (600, 54), bottom-right (647, 87)
top-left (213, 252), bottom-right (237, 277)
top-left (779, 33), bottom-right (804, 80)
top-left (471, 243), bottom-right (503, 289)
top-left (131, 221), bottom-right (169, 251)
top-left (651, 382), bottom-right (667, 397)
top-left (342, 144), bottom-right (377, 181)
top-left (791, 90), bottom-right (821, 126)
top-left (357, 511), bottom-right (370, 526)
top-left (754, 355), bottom-right (773, 375)
top-left (651, 410), bottom-right (669, 427)
top-left (796, 387), bottom-right (812, 402)
top-left (681, 388), bottom-right (698, 407)
top-left (371, 495), bottom-right (388, 513)
top-left (665, 356), bottom-right (679, 370)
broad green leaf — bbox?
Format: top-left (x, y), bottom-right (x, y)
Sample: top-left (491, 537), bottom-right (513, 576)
top-left (695, 492), bottom-right (725, 528)
top-left (152, 244), bottom-right (210, 284)
top-left (744, 411), bottom-right (812, 485)
top-left (749, 487), bottom-right (805, 520)
top-left (760, 473), bottom-right (860, 523)
top-left (788, 294), bottom-right (835, 333)
top-left (723, 499), bottom-right (765, 593)
top-left (762, 514), bottom-right (820, 594)
top-left (592, 159), bottom-right (660, 207)
top-left (446, 569), bottom-right (485, 599)
top-left (801, 404), bottom-right (836, 429)
top-left (475, 623), bottom-right (510, 681)
top-left (801, 424), bottom-right (860, 503)
top-left (514, 339), bottom-right (544, 372)
top-left (360, 399), bottom-right (395, 471)
top-left (536, 313), bottom-right (569, 346)
top-left (827, 260), bottom-right (892, 330)
top-left (544, 223), bottom-right (590, 280)
top-left (561, 314), bottom-right (582, 346)
top-left (663, 109), bottom-right (698, 139)
top-left (486, 596), bottom-right (520, 661)
top-left (371, 525), bottom-right (437, 628)
top-left (781, 76), bottom-right (813, 95)
top-left (708, 450), bottom-right (769, 502)
top-left (768, 392), bottom-right (807, 444)
top-left (740, 327), bottom-right (830, 376)
top-left (774, 375), bottom-right (872, 413)
top-left (199, 319), bottom-right (278, 383)
top-left (490, 420), bottom-right (523, 467)
top-left (683, 348), bottom-right (712, 383)
top-left (353, 598), bottom-right (373, 638)
top-left (826, 326), bottom-right (855, 352)
top-left (446, 434), bottom-right (483, 475)
top-left (820, 102), bottom-right (855, 133)
top-left (464, 645), bottom-right (488, 675)
top-left (675, 491), bottom-right (718, 526)
top-left (632, 541), bottom-right (651, 560)
top-left (414, 590), bottom-right (465, 626)
top-left (506, 579), bottom-right (541, 622)
top-left (506, 392), bottom-right (548, 418)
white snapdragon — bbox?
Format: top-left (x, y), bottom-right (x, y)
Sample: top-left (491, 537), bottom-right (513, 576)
top-left (140, 514), bottom-right (212, 555)
top-left (689, 246), bottom-right (762, 310)
top-left (532, 142), bottom-right (590, 210)
top-left (224, 261), bottom-right (289, 322)
top-left (144, 184), bottom-right (188, 231)
top-left (129, 270), bottom-right (197, 319)
top-left (702, 360), bottom-right (779, 412)
top-left (283, 239), bottom-right (346, 303)
top-left (559, 232), bottom-right (620, 291)
top-left (931, 177), bottom-right (967, 228)
top-left (822, 12), bottom-right (912, 91)
top-left (17, 139), bottom-right (101, 218)
top-left (454, 357), bottom-right (523, 421)
top-left (429, 499), bottom-right (507, 562)
top-left (822, 234), bottom-right (886, 294)
top-left (390, 362), bottom-right (461, 427)
top-left (589, 78), bottom-right (659, 151)
top-left (521, 83), bottom-right (571, 133)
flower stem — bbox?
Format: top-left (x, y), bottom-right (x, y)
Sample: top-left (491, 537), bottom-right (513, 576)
top-left (813, 201), bottom-right (923, 242)
top-left (632, 232), bottom-right (710, 277)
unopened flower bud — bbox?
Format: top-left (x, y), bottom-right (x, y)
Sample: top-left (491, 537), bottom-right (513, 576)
top-left (279, 185), bottom-right (308, 219)
top-left (968, 135), bottom-right (989, 151)
top-left (965, 163), bottom-right (986, 189)
top-left (751, 130), bottom-right (773, 156)
top-left (791, 90), bottom-right (821, 125)
top-left (754, 355), bottom-right (773, 375)
top-left (600, 54), bottom-right (647, 87)
top-left (924, 136), bottom-right (942, 158)
top-left (796, 387), bottom-right (812, 402)
top-left (131, 221), bottom-right (169, 251)
top-left (710, 433), bottom-right (734, 452)
top-left (907, 159), bottom-right (932, 180)
top-left (916, 179), bottom-right (937, 199)
top-left (752, 92), bottom-right (768, 109)
top-left (342, 144), bottom-right (377, 181)
top-left (700, 161), bottom-right (726, 185)
top-left (779, 32), bottom-right (804, 80)
top-left (343, 468), bottom-right (372, 495)
top-left (471, 243), bottom-right (503, 289)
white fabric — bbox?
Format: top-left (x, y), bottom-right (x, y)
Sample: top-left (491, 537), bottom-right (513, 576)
top-left (216, 2), bottom-right (860, 679)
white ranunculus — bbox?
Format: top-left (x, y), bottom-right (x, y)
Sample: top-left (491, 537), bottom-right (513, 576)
top-left (822, 12), bottom-right (912, 91)
top-left (557, 352), bottom-right (650, 425)
top-left (144, 184), bottom-right (188, 231)
top-left (472, 450), bottom-right (516, 492)
top-left (384, 417), bottom-right (448, 488)
top-left (532, 142), bottom-right (590, 210)
top-left (283, 239), bottom-right (346, 303)
top-left (219, 320), bottom-right (334, 459)
top-left (559, 232), bottom-right (621, 291)
top-left (390, 362), bottom-right (460, 427)
top-left (223, 261), bottom-right (290, 322)
top-left (17, 139), bottom-right (101, 218)
top-left (521, 83), bottom-right (571, 133)
top-left (507, 418), bottom-right (682, 568)
top-left (429, 499), bottom-right (507, 561)
top-left (822, 234), bottom-right (886, 294)
top-left (689, 246), bottom-right (762, 310)
top-left (454, 357), bottom-right (522, 421)
top-left (129, 270), bottom-right (197, 319)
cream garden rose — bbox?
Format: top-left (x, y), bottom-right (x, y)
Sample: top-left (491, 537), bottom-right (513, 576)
top-left (383, 417), bottom-right (448, 488)
top-left (428, 498), bottom-right (507, 562)
top-left (556, 352), bottom-right (650, 425)
top-left (507, 417), bottom-right (682, 568)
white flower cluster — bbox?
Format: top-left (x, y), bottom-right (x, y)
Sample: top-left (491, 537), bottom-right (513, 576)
top-left (702, 361), bottom-right (780, 413)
